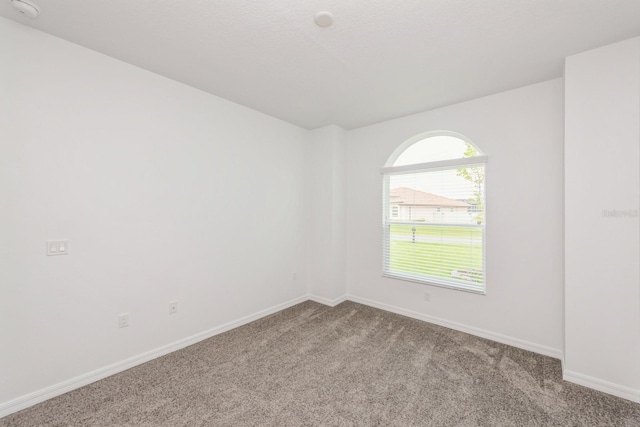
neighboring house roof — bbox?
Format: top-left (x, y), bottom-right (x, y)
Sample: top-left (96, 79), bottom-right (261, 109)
top-left (390, 187), bottom-right (470, 207)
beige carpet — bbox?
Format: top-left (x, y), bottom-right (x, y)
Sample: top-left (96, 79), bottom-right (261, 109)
top-left (2, 301), bottom-right (639, 426)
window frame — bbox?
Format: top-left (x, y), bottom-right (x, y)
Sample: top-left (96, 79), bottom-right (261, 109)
top-left (381, 132), bottom-right (488, 294)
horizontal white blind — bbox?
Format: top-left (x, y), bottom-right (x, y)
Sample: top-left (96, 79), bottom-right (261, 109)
top-left (382, 160), bottom-right (486, 294)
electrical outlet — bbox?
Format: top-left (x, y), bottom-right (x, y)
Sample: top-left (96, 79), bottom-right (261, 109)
top-left (292, 272), bottom-right (297, 281)
top-left (424, 292), bottom-right (431, 302)
top-left (118, 313), bottom-right (129, 328)
top-left (169, 301), bottom-right (178, 314)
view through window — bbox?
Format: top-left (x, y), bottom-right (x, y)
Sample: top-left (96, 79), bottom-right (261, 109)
top-left (382, 133), bottom-right (487, 293)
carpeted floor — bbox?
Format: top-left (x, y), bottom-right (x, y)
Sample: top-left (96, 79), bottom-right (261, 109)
top-left (2, 301), bottom-right (639, 426)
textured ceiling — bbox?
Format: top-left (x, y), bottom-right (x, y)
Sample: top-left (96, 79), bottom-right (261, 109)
top-left (2, 1), bottom-right (640, 129)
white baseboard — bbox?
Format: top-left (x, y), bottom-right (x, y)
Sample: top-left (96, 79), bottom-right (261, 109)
top-left (347, 295), bottom-right (563, 360)
top-left (0, 295), bottom-right (308, 419)
top-left (563, 369), bottom-right (640, 403)
top-left (5, 293), bottom-right (637, 418)
top-left (355, 291), bottom-right (638, 402)
top-left (307, 294), bottom-right (348, 307)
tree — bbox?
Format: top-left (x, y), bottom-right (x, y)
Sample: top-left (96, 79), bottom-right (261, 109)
top-left (457, 143), bottom-right (484, 224)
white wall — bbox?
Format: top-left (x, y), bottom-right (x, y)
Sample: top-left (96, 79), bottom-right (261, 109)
top-left (564, 38), bottom-right (640, 400)
top-left (346, 79), bottom-right (565, 356)
top-left (4, 11), bottom-right (639, 413)
top-left (0, 17), bottom-right (308, 407)
top-left (307, 125), bottom-right (347, 303)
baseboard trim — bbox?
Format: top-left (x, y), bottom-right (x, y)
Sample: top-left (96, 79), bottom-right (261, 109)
top-left (0, 295), bottom-right (308, 419)
top-left (347, 295), bottom-right (563, 360)
top-left (7, 293), bottom-right (637, 417)
top-left (563, 369), bottom-right (640, 403)
top-left (307, 294), bottom-right (348, 307)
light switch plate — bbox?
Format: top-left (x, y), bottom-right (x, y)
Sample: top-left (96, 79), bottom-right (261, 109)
top-left (47, 240), bottom-right (69, 256)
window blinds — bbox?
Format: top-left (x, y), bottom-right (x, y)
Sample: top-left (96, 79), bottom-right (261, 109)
top-left (382, 158), bottom-right (486, 294)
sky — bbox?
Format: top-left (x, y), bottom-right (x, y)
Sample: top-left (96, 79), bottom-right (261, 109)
top-left (390, 135), bottom-right (483, 200)
top-left (393, 135), bottom-right (472, 166)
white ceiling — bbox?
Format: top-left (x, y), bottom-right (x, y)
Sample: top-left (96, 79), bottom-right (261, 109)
top-left (2, 1), bottom-right (640, 130)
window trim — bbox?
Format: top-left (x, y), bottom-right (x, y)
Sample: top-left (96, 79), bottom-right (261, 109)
top-left (381, 135), bottom-right (488, 295)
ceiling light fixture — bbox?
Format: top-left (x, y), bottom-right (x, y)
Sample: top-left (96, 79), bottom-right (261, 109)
top-left (314, 11), bottom-right (334, 28)
top-left (11, 0), bottom-right (40, 18)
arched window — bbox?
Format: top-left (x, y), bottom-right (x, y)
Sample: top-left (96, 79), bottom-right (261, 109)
top-left (381, 132), bottom-right (487, 294)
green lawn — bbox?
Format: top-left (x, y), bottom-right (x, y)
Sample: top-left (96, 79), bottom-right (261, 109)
top-left (390, 224), bottom-right (482, 239)
top-left (389, 240), bottom-right (483, 281)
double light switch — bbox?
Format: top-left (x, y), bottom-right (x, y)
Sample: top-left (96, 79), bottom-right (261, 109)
top-left (47, 240), bottom-right (69, 256)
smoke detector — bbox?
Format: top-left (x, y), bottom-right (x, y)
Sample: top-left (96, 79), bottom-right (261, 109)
top-left (11, 0), bottom-right (40, 18)
top-left (314, 11), bottom-right (334, 28)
